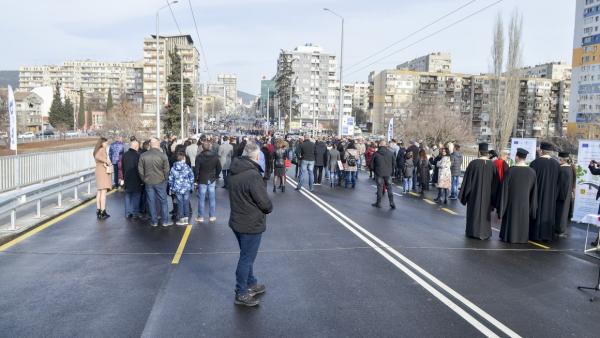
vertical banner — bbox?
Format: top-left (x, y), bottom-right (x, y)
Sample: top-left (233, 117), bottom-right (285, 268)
top-left (7, 85), bottom-right (17, 151)
top-left (509, 138), bottom-right (536, 165)
top-left (387, 118), bottom-right (394, 141)
top-left (573, 139), bottom-right (600, 221)
top-left (341, 116), bottom-right (354, 136)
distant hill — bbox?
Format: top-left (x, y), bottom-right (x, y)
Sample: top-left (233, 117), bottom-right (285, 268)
top-left (0, 70), bottom-right (19, 89)
top-left (237, 90), bottom-right (257, 105)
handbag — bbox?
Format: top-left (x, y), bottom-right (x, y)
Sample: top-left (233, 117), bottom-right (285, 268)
top-left (285, 159), bottom-right (292, 168)
top-left (105, 164), bottom-right (113, 174)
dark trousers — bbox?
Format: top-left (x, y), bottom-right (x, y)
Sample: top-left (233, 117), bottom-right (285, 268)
top-left (113, 164), bottom-right (119, 187)
top-left (145, 181), bottom-right (169, 225)
top-left (233, 230), bottom-right (262, 295)
top-left (222, 169), bottom-right (230, 188)
top-left (124, 191), bottom-right (141, 217)
top-left (314, 166), bottom-right (323, 184)
top-left (295, 160), bottom-right (302, 178)
top-left (376, 176), bottom-right (394, 206)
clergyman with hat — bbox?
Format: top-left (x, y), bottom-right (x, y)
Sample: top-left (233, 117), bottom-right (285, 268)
top-left (555, 150), bottom-right (574, 237)
top-left (498, 148), bottom-right (538, 243)
top-left (459, 142), bottom-right (498, 240)
top-left (529, 141), bottom-right (560, 242)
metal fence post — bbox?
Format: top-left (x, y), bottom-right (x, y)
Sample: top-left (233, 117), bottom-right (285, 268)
top-left (56, 191), bottom-right (63, 209)
top-left (35, 199), bottom-right (41, 218)
top-left (87, 181), bottom-right (91, 195)
top-left (73, 186), bottom-right (79, 201)
top-left (11, 209), bottom-right (16, 230)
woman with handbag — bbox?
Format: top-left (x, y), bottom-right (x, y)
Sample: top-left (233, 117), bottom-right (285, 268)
top-left (94, 137), bottom-right (112, 220)
top-left (272, 139), bottom-right (289, 193)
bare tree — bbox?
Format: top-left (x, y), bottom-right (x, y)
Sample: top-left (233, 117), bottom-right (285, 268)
top-left (104, 100), bottom-right (145, 138)
top-left (489, 9), bottom-right (523, 151)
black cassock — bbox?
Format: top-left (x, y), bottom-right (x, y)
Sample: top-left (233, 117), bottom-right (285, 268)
top-left (459, 158), bottom-right (498, 240)
top-left (529, 156), bottom-right (560, 241)
top-left (499, 166), bottom-right (537, 244)
top-left (555, 164), bottom-right (574, 234)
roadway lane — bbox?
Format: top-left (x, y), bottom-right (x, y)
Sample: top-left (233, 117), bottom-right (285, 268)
top-left (0, 182), bottom-right (491, 337)
top-left (291, 173), bottom-right (600, 337)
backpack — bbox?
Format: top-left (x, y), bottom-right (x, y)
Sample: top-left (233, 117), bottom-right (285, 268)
top-left (347, 153), bottom-right (357, 167)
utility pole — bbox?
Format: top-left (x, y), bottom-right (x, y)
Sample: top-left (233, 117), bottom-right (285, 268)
top-left (266, 89), bottom-right (270, 135)
top-left (180, 52), bottom-right (184, 140)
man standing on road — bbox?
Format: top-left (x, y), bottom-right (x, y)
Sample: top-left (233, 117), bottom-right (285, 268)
top-left (228, 143), bottom-right (273, 307)
top-left (109, 135), bottom-right (124, 188)
top-left (218, 136), bottom-right (233, 189)
top-left (296, 135), bottom-right (316, 191)
top-left (371, 140), bottom-right (396, 209)
top-left (119, 140), bottom-right (143, 219)
top-left (138, 138), bottom-right (172, 227)
top-left (185, 138), bottom-right (198, 180)
top-left (449, 144), bottom-right (463, 199)
top-left (529, 142), bottom-right (560, 242)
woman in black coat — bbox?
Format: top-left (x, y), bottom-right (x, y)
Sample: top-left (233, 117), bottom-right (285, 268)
top-left (314, 140), bottom-right (328, 185)
top-left (417, 149), bottom-right (431, 194)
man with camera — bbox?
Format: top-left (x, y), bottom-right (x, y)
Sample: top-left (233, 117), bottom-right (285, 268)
top-left (589, 160), bottom-right (600, 246)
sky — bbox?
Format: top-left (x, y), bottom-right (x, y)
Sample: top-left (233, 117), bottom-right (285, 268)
top-left (0, 0), bottom-right (575, 94)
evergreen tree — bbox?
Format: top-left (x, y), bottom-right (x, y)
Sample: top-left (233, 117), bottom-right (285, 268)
top-left (164, 49), bottom-right (194, 135)
top-left (48, 82), bottom-right (68, 130)
top-left (78, 90), bottom-right (85, 129)
top-left (63, 97), bottom-right (75, 130)
top-left (106, 88), bottom-right (114, 114)
top-left (86, 109), bottom-right (93, 130)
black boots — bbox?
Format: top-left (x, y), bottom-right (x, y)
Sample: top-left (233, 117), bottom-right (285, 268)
top-left (97, 210), bottom-right (110, 220)
top-left (96, 209), bottom-right (101, 220)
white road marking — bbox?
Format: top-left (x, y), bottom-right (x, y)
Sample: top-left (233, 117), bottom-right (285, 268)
top-left (288, 178), bottom-right (520, 338)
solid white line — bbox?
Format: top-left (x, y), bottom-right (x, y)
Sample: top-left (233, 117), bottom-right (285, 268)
top-left (289, 178), bottom-right (520, 338)
top-left (370, 185), bottom-right (403, 197)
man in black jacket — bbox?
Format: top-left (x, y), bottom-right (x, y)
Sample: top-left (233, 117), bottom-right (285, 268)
top-left (228, 142), bottom-right (273, 307)
top-left (372, 140), bottom-right (396, 209)
top-left (589, 160), bottom-right (600, 246)
top-left (119, 140), bottom-right (144, 218)
top-left (296, 136), bottom-right (316, 191)
top-left (195, 142), bottom-right (222, 223)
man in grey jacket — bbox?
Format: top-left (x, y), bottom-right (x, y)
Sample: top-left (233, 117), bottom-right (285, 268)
top-left (218, 136), bottom-right (234, 188)
top-left (449, 144), bottom-right (463, 200)
top-left (138, 138), bottom-right (171, 227)
top-left (327, 143), bottom-right (341, 187)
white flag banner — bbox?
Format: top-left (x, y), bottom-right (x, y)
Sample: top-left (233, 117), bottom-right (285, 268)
top-left (387, 118), bottom-right (394, 141)
top-left (8, 85), bottom-right (17, 151)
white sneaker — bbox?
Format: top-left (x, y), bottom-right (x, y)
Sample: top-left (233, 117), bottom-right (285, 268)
top-left (176, 218), bottom-right (187, 226)
top-left (209, 217), bottom-right (217, 223)
top-left (196, 217), bottom-right (204, 223)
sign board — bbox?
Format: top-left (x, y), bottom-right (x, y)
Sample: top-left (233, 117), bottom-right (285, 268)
top-left (509, 138), bottom-right (536, 165)
top-left (573, 139), bottom-right (600, 221)
top-left (289, 121), bottom-right (301, 130)
top-left (7, 85), bottom-right (17, 151)
top-left (341, 115), bottom-right (354, 136)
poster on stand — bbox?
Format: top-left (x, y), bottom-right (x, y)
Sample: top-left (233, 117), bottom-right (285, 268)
top-left (573, 139), bottom-right (600, 222)
top-left (509, 138), bottom-right (537, 165)
top-left (341, 116), bottom-right (354, 136)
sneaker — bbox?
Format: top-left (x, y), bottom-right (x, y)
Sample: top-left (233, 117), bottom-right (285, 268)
top-left (150, 223), bottom-right (158, 227)
top-left (196, 217), bottom-right (204, 223)
top-left (314, 183), bottom-right (321, 186)
top-left (248, 284), bottom-right (266, 297)
top-left (162, 221), bottom-right (173, 227)
top-left (176, 218), bottom-right (187, 226)
top-left (209, 217), bottom-right (217, 223)
top-left (234, 293), bottom-right (260, 307)
top-left (390, 204), bottom-right (396, 209)
top-left (371, 203), bottom-right (381, 208)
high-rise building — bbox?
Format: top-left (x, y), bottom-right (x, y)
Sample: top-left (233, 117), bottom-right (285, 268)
top-left (521, 62), bottom-right (572, 80)
top-left (217, 74), bottom-right (237, 115)
top-left (569, 0), bottom-right (600, 138)
top-left (396, 52), bottom-right (452, 73)
top-left (276, 44), bottom-right (338, 130)
top-left (142, 34), bottom-right (199, 121)
top-left (344, 82), bottom-right (370, 114)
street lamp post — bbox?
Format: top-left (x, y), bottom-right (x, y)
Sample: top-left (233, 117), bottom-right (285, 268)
top-left (289, 76), bottom-right (298, 133)
top-left (323, 8), bottom-right (344, 137)
top-left (156, 1), bottom-right (178, 138)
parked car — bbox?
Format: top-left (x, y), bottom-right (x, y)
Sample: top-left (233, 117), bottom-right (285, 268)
top-left (18, 132), bottom-right (35, 139)
top-left (65, 130), bottom-right (79, 137)
top-left (36, 129), bottom-right (55, 137)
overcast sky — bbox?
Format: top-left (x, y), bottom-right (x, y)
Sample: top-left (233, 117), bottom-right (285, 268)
top-left (1, 0), bottom-right (575, 94)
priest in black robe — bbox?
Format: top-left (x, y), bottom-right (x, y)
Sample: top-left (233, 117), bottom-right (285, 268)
top-left (499, 148), bottom-right (537, 244)
top-left (555, 151), bottom-right (574, 237)
top-left (529, 142), bottom-right (560, 242)
top-left (459, 143), bottom-right (498, 240)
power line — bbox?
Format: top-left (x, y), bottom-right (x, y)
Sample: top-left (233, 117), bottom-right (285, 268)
top-left (344, 0), bottom-right (479, 72)
top-left (188, 0), bottom-right (212, 82)
top-left (344, 0), bottom-right (504, 79)
top-left (166, 0), bottom-right (182, 34)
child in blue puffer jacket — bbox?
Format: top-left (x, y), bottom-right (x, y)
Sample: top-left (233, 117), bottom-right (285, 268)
top-left (168, 152), bottom-right (195, 225)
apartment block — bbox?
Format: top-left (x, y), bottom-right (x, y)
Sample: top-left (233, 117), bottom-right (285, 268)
top-left (344, 82), bottom-right (370, 114)
top-left (142, 34), bottom-right (199, 120)
top-left (217, 74), bottom-right (238, 114)
top-left (521, 62), bottom-right (572, 81)
top-left (276, 44), bottom-right (338, 130)
top-left (0, 89), bottom-right (44, 133)
top-left (396, 52), bottom-right (452, 73)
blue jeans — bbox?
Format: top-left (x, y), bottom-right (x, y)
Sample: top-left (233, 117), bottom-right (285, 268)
top-left (176, 191), bottom-right (191, 220)
top-left (233, 230), bottom-right (262, 295)
top-left (145, 181), bottom-right (169, 225)
top-left (222, 170), bottom-right (230, 188)
top-left (198, 180), bottom-right (216, 218)
top-left (345, 171), bottom-right (357, 188)
top-left (125, 191), bottom-right (141, 217)
top-left (403, 177), bottom-right (412, 192)
top-left (329, 170), bottom-right (337, 186)
top-left (298, 160), bottom-right (315, 189)
top-left (451, 176), bottom-right (460, 197)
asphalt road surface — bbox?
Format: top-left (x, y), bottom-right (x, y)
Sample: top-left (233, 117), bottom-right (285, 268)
top-left (1, 171), bottom-right (599, 337)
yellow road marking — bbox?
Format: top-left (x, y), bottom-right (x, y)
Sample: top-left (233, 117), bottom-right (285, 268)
top-left (441, 208), bottom-right (458, 215)
top-left (423, 199), bottom-right (436, 205)
top-left (528, 241), bottom-right (550, 250)
top-left (0, 190), bottom-right (115, 252)
top-left (172, 225), bottom-right (193, 264)
top-left (409, 192), bottom-right (420, 197)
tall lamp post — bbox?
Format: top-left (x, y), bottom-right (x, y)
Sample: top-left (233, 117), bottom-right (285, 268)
top-left (156, 1), bottom-right (178, 138)
top-left (323, 8), bottom-right (344, 137)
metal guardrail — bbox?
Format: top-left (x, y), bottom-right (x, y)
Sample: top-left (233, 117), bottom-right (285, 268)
top-left (0, 169), bottom-right (96, 230)
top-left (0, 147), bottom-right (95, 193)
top-left (462, 155), bottom-right (477, 171)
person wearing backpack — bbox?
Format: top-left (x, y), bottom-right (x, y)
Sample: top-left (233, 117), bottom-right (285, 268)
top-left (403, 152), bottom-right (414, 194)
top-left (343, 141), bottom-right (359, 188)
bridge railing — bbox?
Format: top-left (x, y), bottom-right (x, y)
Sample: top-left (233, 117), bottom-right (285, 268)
top-left (0, 147), bottom-right (95, 193)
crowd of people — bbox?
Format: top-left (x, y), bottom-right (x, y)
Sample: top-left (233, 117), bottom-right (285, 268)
top-left (93, 133), bottom-right (599, 305)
